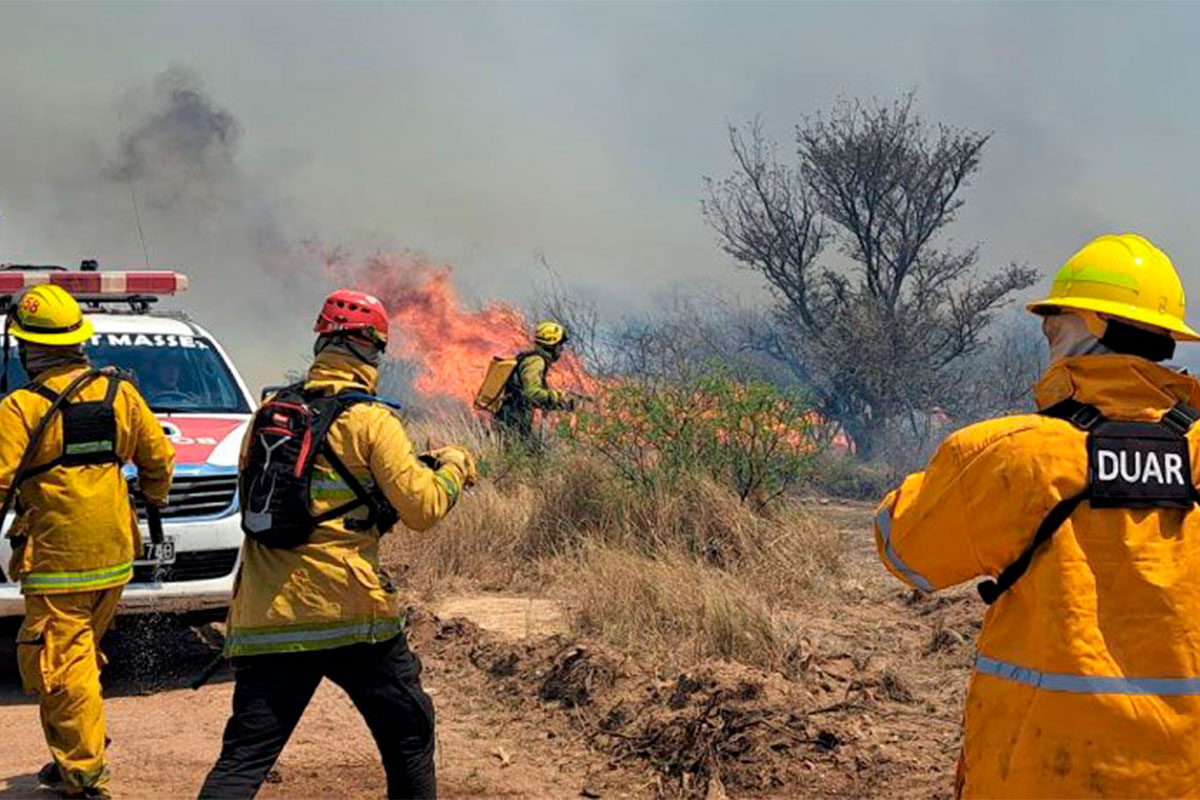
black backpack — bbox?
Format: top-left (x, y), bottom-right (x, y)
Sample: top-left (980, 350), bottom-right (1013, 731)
top-left (977, 398), bottom-right (1200, 604)
top-left (0, 368), bottom-right (131, 558)
top-left (20, 369), bottom-right (126, 480)
top-left (240, 382), bottom-right (400, 549)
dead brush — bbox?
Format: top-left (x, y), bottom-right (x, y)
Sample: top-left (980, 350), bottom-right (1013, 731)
top-left (385, 413), bottom-right (844, 671)
top-left (600, 675), bottom-right (839, 799)
top-left (558, 545), bottom-right (796, 672)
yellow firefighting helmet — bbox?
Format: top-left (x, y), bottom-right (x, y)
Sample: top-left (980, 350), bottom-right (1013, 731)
top-left (7, 284), bottom-right (95, 346)
top-left (1028, 233), bottom-right (1199, 341)
top-left (534, 320), bottom-right (567, 348)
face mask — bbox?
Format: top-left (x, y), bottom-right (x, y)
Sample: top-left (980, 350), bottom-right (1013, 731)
top-left (314, 333), bottom-right (383, 367)
top-left (1043, 313), bottom-right (1110, 363)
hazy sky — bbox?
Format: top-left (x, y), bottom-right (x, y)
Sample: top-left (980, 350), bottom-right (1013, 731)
top-left (3, 2), bottom-right (1200, 386)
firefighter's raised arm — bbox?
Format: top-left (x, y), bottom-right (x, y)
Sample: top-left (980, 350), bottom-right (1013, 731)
top-left (362, 404), bottom-right (476, 532)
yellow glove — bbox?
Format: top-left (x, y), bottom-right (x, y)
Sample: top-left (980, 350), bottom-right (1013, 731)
top-left (428, 445), bottom-right (478, 489)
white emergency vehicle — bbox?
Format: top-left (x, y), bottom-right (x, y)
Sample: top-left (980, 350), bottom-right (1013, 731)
top-left (0, 263), bottom-right (252, 619)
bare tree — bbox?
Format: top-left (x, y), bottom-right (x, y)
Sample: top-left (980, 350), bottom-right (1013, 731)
top-left (953, 312), bottom-right (1046, 420)
top-left (606, 290), bottom-right (797, 389)
top-left (703, 94), bottom-right (1037, 459)
top-left (528, 253), bottom-right (609, 374)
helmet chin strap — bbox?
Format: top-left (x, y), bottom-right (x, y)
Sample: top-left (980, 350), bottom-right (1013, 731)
top-left (1, 311), bottom-right (11, 395)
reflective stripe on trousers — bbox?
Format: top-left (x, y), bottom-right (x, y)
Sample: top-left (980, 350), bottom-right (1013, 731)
top-left (976, 653), bottom-right (1200, 695)
top-left (225, 616), bottom-right (404, 656)
top-left (875, 507), bottom-right (935, 592)
top-left (21, 562), bottom-right (133, 594)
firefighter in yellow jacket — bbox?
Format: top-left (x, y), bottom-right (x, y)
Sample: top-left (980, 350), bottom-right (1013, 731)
top-left (200, 289), bottom-right (476, 799)
top-left (876, 233), bottom-right (1200, 798)
top-left (0, 285), bottom-right (175, 798)
top-left (494, 320), bottom-right (577, 447)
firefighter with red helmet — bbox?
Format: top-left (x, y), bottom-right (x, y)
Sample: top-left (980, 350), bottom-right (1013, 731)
top-left (199, 289), bottom-right (476, 799)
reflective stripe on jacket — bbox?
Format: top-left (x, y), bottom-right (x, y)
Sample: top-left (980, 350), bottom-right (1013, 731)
top-left (875, 355), bottom-right (1200, 798)
top-left (226, 353), bottom-right (465, 656)
top-left (0, 365), bottom-right (175, 595)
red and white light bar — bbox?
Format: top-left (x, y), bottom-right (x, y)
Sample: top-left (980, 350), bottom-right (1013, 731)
top-left (0, 271), bottom-right (189, 296)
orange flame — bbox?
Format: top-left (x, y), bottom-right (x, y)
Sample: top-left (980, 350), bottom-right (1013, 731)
top-left (320, 248), bottom-right (597, 408)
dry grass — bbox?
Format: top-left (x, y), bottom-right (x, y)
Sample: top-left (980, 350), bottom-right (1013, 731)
top-left (561, 545), bottom-right (797, 671)
top-left (385, 413), bottom-right (843, 670)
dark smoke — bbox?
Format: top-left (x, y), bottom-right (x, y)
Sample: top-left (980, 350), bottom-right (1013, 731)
top-left (0, 66), bottom-right (325, 388)
top-left (105, 65), bottom-right (294, 275)
top-left (110, 67), bottom-right (242, 212)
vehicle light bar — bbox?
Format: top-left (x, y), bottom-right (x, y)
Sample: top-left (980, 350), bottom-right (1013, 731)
top-left (0, 271), bottom-right (189, 296)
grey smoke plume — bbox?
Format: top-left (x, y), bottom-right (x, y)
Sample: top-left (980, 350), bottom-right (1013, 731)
top-left (0, 66), bottom-right (323, 389)
top-left (106, 67), bottom-right (297, 282)
top-left (110, 67), bottom-right (242, 212)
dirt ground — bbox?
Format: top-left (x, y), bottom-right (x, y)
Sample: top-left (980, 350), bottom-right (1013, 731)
top-left (0, 503), bottom-right (979, 798)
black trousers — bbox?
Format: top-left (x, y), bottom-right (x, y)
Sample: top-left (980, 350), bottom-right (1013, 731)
top-left (198, 633), bottom-right (436, 799)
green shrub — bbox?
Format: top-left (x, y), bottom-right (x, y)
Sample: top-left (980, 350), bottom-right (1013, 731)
top-left (560, 367), bottom-right (822, 508)
top-left (804, 450), bottom-right (894, 500)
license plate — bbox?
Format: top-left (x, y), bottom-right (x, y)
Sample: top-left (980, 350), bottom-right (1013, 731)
top-left (138, 537), bottom-right (177, 565)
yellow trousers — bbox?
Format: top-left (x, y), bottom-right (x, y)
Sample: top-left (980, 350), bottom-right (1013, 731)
top-left (17, 587), bottom-right (122, 793)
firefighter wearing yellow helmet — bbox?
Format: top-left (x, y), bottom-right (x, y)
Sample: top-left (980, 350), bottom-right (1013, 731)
top-left (0, 284), bottom-right (174, 797)
top-left (493, 320), bottom-right (578, 448)
top-left (875, 233), bottom-right (1200, 797)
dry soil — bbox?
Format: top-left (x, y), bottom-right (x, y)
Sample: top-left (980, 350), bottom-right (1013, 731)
top-left (0, 502), bottom-right (979, 798)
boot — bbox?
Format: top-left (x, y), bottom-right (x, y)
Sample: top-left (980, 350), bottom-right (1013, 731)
top-left (37, 762), bottom-right (64, 791)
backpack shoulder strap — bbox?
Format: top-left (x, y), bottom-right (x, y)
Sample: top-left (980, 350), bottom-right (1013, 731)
top-left (22, 382), bottom-right (61, 405)
top-left (977, 490), bottom-right (1090, 605)
top-left (1161, 402), bottom-right (1200, 504)
top-left (1160, 401), bottom-right (1200, 436)
top-left (514, 351), bottom-right (541, 368)
top-left (0, 368), bottom-right (107, 529)
top-left (975, 397), bottom-right (1099, 604)
top-left (511, 351), bottom-right (547, 386)
top-left (101, 370), bottom-right (122, 407)
top-left (21, 369), bottom-right (122, 481)
top-left (336, 389), bottom-right (401, 412)
top-left (980, 398), bottom-right (1200, 605)
top-left (275, 380), bottom-right (309, 401)
top-left (307, 390), bottom-right (397, 530)
top-left (1040, 397), bottom-right (1106, 430)
top-left (19, 368), bottom-right (119, 407)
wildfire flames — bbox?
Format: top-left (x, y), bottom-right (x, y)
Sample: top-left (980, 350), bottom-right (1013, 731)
top-left (321, 248), bottom-right (597, 408)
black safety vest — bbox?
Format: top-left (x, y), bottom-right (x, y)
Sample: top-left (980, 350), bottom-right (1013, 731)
top-left (19, 371), bottom-right (124, 481)
top-left (977, 398), bottom-right (1200, 605)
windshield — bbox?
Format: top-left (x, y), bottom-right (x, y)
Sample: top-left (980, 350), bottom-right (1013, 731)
top-left (1, 331), bottom-right (251, 414)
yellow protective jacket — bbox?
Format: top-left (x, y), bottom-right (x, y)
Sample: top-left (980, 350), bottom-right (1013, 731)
top-left (0, 364), bottom-right (174, 594)
top-left (225, 353), bottom-right (467, 657)
top-left (876, 355), bottom-right (1200, 798)
top-left (495, 349), bottom-right (570, 439)
top-left (514, 351), bottom-right (568, 409)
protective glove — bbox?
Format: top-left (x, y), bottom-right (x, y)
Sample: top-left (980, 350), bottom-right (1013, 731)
top-left (427, 445), bottom-right (478, 489)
